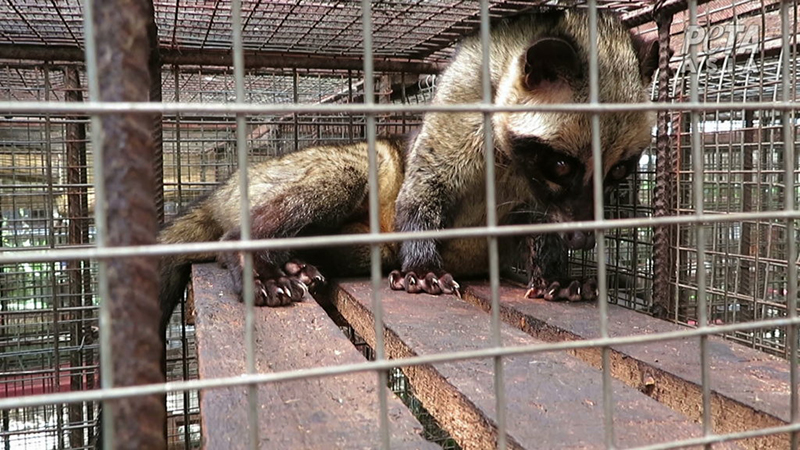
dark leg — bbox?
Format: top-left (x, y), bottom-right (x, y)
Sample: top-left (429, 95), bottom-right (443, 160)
top-left (392, 142), bottom-right (463, 297)
top-left (218, 163), bottom-right (367, 307)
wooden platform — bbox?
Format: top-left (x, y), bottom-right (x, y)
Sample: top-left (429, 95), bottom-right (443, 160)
top-left (191, 263), bottom-right (792, 449)
top-left (192, 264), bottom-right (438, 450)
top-left (463, 283), bottom-right (793, 449)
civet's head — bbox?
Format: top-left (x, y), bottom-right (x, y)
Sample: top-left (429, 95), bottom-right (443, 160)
top-left (494, 11), bottom-right (660, 250)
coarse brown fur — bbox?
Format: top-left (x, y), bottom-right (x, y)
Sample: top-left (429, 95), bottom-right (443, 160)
top-left (158, 9), bottom-right (661, 329)
top-left (158, 138), bottom-right (406, 332)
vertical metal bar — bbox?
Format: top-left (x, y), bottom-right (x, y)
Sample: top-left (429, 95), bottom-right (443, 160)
top-left (175, 64), bottom-right (190, 449)
top-left (293, 68), bottom-right (299, 151)
top-left (86, 0), bottom-right (165, 447)
top-left (688, 1), bottom-right (713, 447)
top-left (477, 0), bottom-right (505, 448)
top-left (360, 1), bottom-right (391, 448)
top-left (721, 6), bottom-right (737, 328)
top-left (0, 67), bottom-right (7, 450)
top-left (316, 73), bottom-right (322, 142)
top-left (780, 2), bottom-right (798, 448)
top-left (740, 108), bottom-right (755, 302)
top-left (148, 8), bottom-right (168, 442)
top-left (230, 1), bottom-right (258, 449)
top-left (81, 0), bottom-right (113, 447)
top-left (64, 64), bottom-right (89, 449)
top-left (149, 1), bottom-right (164, 228)
top-left (653, 7), bottom-right (674, 320)
top-left (43, 65), bottom-right (66, 450)
top-left (1, 408), bottom-right (7, 450)
top-left (347, 70), bottom-right (354, 143)
top-left (587, 2), bottom-right (614, 448)
top-left (752, 0), bottom-right (768, 350)
top-left (400, 71), bottom-right (407, 133)
top-left (174, 67), bottom-right (183, 212)
top-left (706, 13), bottom-right (722, 332)
top-left (180, 281), bottom-right (192, 448)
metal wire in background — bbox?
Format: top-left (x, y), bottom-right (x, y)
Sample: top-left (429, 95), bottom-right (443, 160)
top-left (780, 1), bottom-right (798, 448)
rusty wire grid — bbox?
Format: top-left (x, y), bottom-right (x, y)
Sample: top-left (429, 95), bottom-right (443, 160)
top-left (671, 55), bottom-right (800, 352)
top-left (0, 0), bottom-right (799, 449)
top-left (0, 59), bottom-right (436, 448)
top-left (1, 1), bottom-right (651, 61)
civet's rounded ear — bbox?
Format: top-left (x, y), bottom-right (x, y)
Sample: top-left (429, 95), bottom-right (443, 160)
top-left (630, 34), bottom-right (667, 83)
top-left (522, 37), bottom-right (581, 91)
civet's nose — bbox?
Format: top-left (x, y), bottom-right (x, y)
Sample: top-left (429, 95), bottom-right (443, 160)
top-left (563, 230), bottom-right (596, 250)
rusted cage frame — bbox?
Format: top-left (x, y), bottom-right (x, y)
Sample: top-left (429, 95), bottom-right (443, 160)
top-left (0, 0), bottom-right (799, 449)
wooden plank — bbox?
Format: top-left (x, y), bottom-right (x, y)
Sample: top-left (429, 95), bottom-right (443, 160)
top-left (328, 280), bottom-right (739, 450)
top-left (191, 264), bottom-right (438, 450)
top-left (464, 282), bottom-right (791, 450)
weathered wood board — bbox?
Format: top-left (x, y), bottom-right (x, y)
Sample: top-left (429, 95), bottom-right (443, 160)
top-left (191, 264), bottom-right (438, 450)
top-left (330, 280), bottom-right (741, 450)
top-left (465, 282), bottom-right (793, 450)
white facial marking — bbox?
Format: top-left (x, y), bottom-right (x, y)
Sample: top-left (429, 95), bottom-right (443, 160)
top-left (507, 113), bottom-right (554, 139)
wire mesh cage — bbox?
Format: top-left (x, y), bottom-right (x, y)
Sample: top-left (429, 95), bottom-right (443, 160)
top-left (0, 0), bottom-right (798, 449)
top-left (1, 63), bottom-right (98, 449)
top-left (664, 4), bottom-right (800, 356)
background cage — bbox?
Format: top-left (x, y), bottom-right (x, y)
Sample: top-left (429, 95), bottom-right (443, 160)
top-left (0, 1), bottom-right (797, 449)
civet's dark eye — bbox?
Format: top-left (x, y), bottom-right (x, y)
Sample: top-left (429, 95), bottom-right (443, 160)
top-left (609, 163), bottom-right (628, 181)
top-left (552, 159), bottom-right (572, 178)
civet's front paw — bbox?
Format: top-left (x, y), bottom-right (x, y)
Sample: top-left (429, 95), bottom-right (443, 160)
top-left (234, 260), bottom-right (325, 307)
top-left (389, 270), bottom-right (461, 297)
top-left (525, 277), bottom-right (598, 302)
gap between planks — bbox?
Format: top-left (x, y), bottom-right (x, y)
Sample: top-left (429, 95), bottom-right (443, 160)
top-left (463, 282), bottom-right (792, 450)
top-left (191, 263), bottom-right (438, 450)
top-left (327, 280), bottom-right (743, 450)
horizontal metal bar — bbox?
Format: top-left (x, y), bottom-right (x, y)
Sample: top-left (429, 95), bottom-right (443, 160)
top-left (0, 44), bottom-right (444, 74)
top-left (0, 425), bottom-right (96, 439)
top-left (0, 306), bottom-right (97, 316)
top-left (2, 210), bottom-right (799, 265)
top-left (620, 0), bottom-right (716, 28)
top-left (0, 100), bottom-right (796, 116)
top-left (2, 312), bottom-right (799, 410)
top-left (164, 48), bottom-right (444, 74)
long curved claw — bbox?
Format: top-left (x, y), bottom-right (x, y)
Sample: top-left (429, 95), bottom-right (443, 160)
top-left (284, 260), bottom-right (325, 293)
top-left (387, 270), bottom-right (460, 297)
top-left (525, 277), bottom-right (598, 302)
top-left (388, 270), bottom-right (406, 291)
